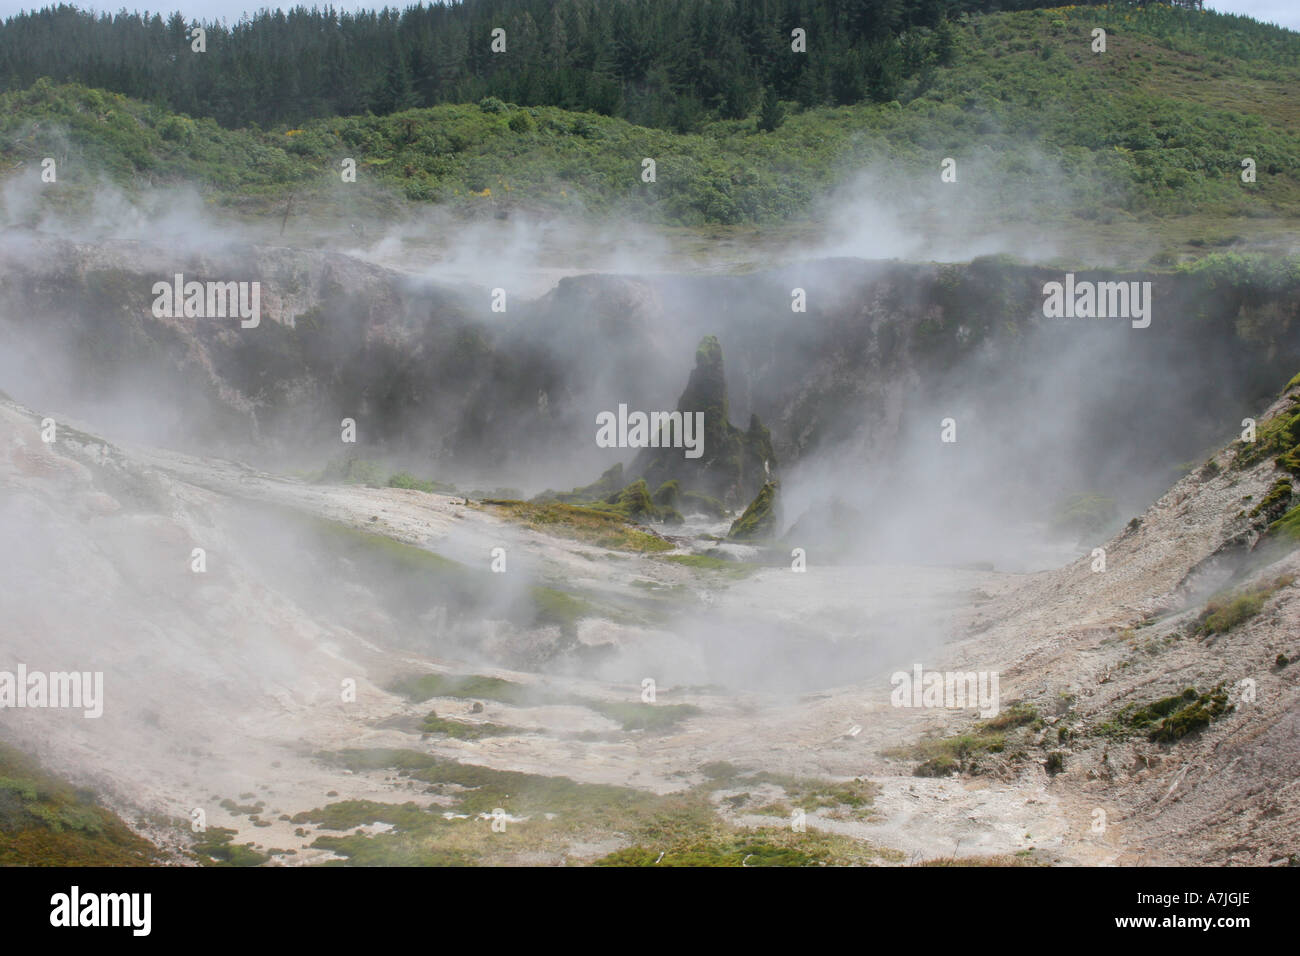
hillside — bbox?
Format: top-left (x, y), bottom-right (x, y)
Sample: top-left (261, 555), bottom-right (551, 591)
top-left (0, 741), bottom-right (165, 865)
top-left (0, 5), bottom-right (1297, 262)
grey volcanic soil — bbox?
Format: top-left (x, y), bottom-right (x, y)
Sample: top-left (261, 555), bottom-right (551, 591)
top-left (3, 379), bottom-right (1297, 865)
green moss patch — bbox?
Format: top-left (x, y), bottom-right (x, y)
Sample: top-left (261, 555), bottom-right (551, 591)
top-left (310, 832), bottom-right (475, 866)
top-left (387, 472), bottom-right (457, 494)
top-left (301, 749), bottom-right (889, 866)
top-left (481, 499), bottom-right (673, 552)
top-left (1251, 477), bottom-right (1293, 518)
top-left (1269, 504), bottom-right (1300, 541)
top-left (420, 712), bottom-right (516, 739)
top-left (593, 831), bottom-right (866, 867)
top-left (659, 553), bottom-right (759, 577)
top-left (1235, 393), bottom-right (1300, 475)
top-left (884, 731), bottom-right (1007, 777)
top-left (0, 742), bottom-right (162, 866)
top-left (529, 585), bottom-right (599, 635)
top-left (697, 762), bottom-right (877, 819)
top-left (1196, 574), bottom-right (1294, 636)
top-left (915, 854), bottom-right (1045, 867)
top-left (586, 701), bottom-right (702, 732)
top-left (978, 702), bottom-right (1040, 732)
top-left (219, 797), bottom-right (265, 816)
top-left (191, 827), bottom-right (269, 867)
top-left (388, 672), bottom-right (704, 733)
top-left (390, 673), bottom-right (543, 706)
top-left (1102, 686), bottom-right (1233, 742)
top-left (1149, 687), bottom-right (1232, 743)
top-left (290, 799), bottom-right (430, 831)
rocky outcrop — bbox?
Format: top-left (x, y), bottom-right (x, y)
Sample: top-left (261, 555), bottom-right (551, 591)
top-left (727, 480), bottom-right (780, 541)
top-left (631, 335), bottom-right (775, 509)
top-left (3, 239), bottom-right (1299, 517)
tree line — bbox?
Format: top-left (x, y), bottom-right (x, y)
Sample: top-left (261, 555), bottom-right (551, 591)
top-left (0, 1), bottom-right (1100, 130)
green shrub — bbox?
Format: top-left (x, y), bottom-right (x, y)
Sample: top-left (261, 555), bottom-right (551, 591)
top-left (1197, 575), bottom-right (1294, 635)
top-left (387, 471), bottom-right (451, 493)
top-left (1149, 687), bottom-right (1232, 742)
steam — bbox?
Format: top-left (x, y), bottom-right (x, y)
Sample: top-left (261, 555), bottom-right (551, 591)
top-left (1, 132), bottom-right (1294, 855)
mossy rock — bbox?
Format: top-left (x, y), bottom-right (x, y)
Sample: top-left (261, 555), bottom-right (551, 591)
top-left (614, 479), bottom-right (656, 520)
top-left (728, 480), bottom-right (779, 541)
top-left (632, 336), bottom-right (775, 506)
top-left (652, 479), bottom-right (681, 509)
top-left (1235, 392), bottom-right (1300, 473)
top-left (1267, 503), bottom-right (1300, 541)
top-left (1250, 477), bottom-right (1292, 519)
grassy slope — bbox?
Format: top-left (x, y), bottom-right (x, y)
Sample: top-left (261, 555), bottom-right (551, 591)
top-left (0, 4), bottom-right (1295, 258)
top-left (0, 741), bottom-right (162, 865)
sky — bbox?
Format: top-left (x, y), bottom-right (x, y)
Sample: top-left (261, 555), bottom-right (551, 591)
top-left (1207, 0), bottom-right (1300, 29)
top-left (0, 1), bottom-right (1295, 30)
